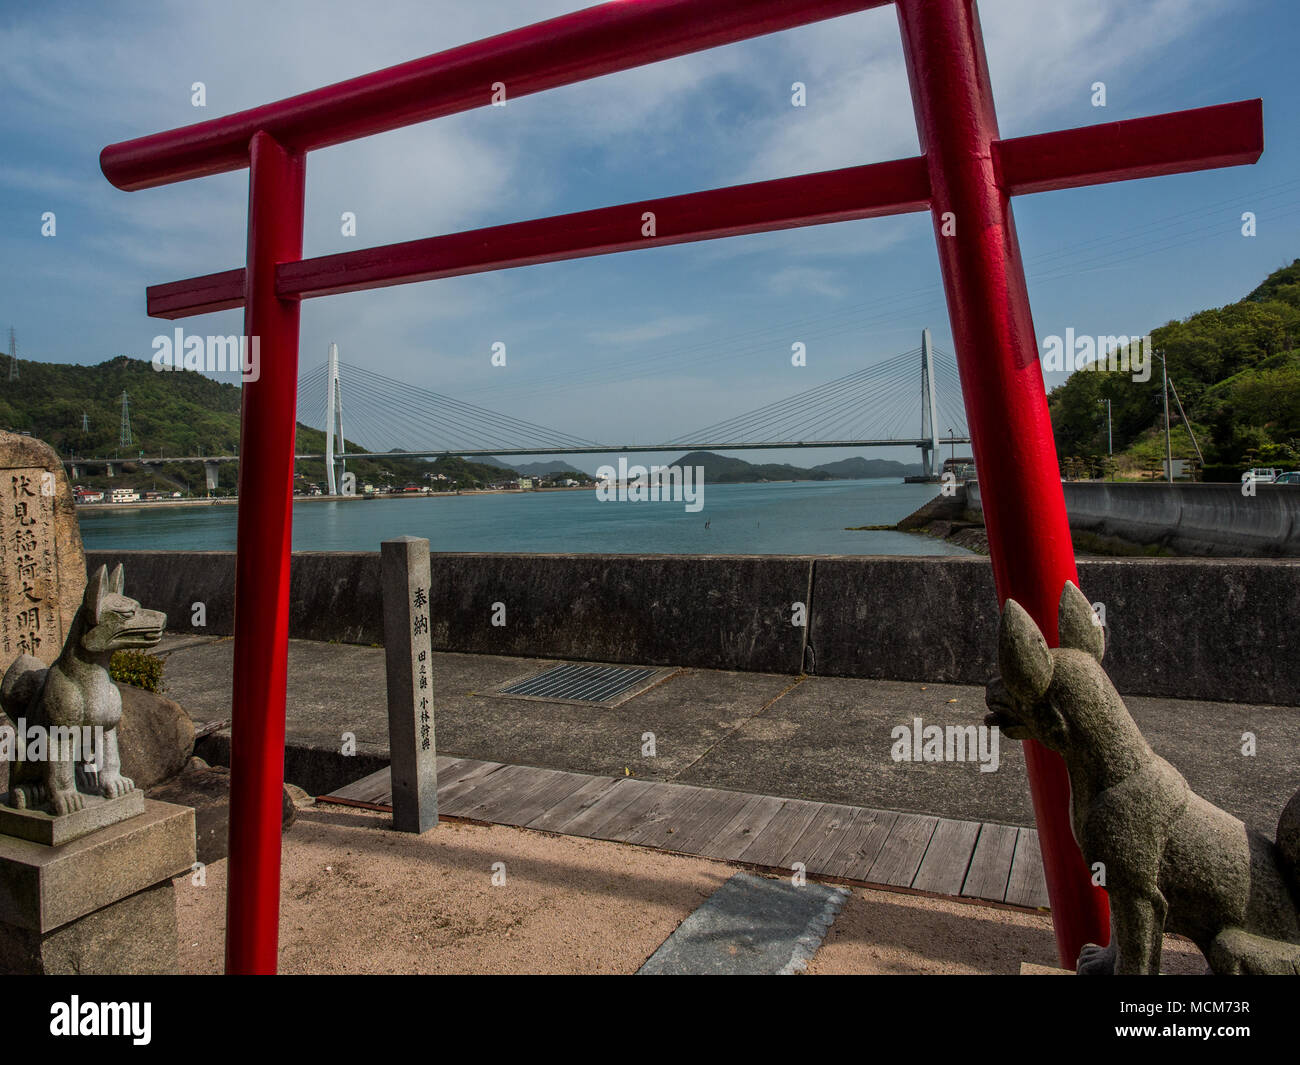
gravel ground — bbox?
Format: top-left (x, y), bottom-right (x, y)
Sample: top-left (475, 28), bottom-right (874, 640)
top-left (175, 804), bottom-right (1206, 974)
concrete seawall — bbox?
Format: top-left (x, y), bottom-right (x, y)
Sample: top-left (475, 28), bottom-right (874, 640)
top-left (967, 481), bottom-right (1300, 556)
top-left (90, 550), bottom-right (1300, 706)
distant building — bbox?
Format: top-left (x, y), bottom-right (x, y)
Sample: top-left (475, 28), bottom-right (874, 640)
top-left (109, 488), bottom-right (139, 503)
top-left (75, 489), bottom-right (104, 504)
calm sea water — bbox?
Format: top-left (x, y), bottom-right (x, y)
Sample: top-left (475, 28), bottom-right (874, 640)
top-left (76, 479), bottom-right (971, 556)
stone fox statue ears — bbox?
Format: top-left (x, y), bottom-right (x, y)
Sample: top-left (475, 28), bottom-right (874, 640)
top-left (86, 563), bottom-right (126, 624)
top-left (997, 581), bottom-right (1103, 703)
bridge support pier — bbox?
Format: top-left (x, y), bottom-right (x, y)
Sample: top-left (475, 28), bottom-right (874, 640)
top-left (204, 461), bottom-right (221, 495)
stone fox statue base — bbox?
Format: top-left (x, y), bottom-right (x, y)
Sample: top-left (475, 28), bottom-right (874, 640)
top-left (986, 582), bottom-right (1300, 975)
top-left (0, 565), bottom-right (166, 815)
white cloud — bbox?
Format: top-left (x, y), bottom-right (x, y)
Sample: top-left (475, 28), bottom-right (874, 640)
top-left (588, 315), bottom-right (711, 345)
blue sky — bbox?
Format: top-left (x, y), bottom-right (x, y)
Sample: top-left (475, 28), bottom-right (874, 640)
top-left (2, 0), bottom-right (1296, 473)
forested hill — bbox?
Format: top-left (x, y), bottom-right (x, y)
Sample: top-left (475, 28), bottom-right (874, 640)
top-left (1048, 260), bottom-right (1300, 478)
top-left (0, 355), bottom-right (487, 493)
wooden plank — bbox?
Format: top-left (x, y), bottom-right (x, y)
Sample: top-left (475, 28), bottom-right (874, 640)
top-left (865, 812), bottom-right (938, 887)
top-left (1005, 828), bottom-right (1050, 909)
top-left (549, 778), bottom-right (654, 837)
top-left (777, 803), bottom-right (864, 872)
top-left (323, 751), bottom-right (1044, 907)
top-left (491, 770), bottom-right (595, 828)
top-left (911, 817), bottom-right (980, 896)
top-left (452, 764), bottom-right (570, 824)
top-left (433, 760), bottom-right (508, 813)
top-left (961, 822), bottom-right (1020, 901)
top-left (815, 807), bottom-right (898, 880)
top-left (670, 792), bottom-right (781, 858)
top-left (653, 789), bottom-right (757, 855)
top-left (596, 781), bottom-right (703, 844)
top-left (525, 775), bottom-right (621, 833)
top-left (735, 798), bottom-right (825, 868)
top-left (619, 785), bottom-right (716, 848)
top-left (326, 766), bottom-right (392, 805)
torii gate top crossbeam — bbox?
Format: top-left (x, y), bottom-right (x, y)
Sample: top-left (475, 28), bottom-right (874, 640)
top-left (101, 0), bottom-right (890, 191)
top-left (100, 0), bottom-right (1264, 976)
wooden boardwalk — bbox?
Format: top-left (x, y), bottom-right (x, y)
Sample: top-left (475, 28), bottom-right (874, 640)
top-left (322, 757), bottom-right (1049, 909)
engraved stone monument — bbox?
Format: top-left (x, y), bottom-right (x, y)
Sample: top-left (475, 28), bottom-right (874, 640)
top-left (381, 536), bottom-right (438, 833)
top-left (0, 430), bottom-right (86, 678)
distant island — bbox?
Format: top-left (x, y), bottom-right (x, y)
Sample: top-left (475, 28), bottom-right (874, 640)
top-left (668, 451), bottom-right (922, 483)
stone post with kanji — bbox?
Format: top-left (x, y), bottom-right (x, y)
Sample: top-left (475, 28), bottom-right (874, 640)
top-left (380, 536), bottom-right (438, 833)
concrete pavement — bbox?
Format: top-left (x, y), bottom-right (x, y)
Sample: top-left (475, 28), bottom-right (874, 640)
top-left (155, 634), bottom-right (1298, 836)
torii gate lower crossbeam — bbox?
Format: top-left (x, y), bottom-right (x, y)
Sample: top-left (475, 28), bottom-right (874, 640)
top-left (100, 0), bottom-right (1263, 973)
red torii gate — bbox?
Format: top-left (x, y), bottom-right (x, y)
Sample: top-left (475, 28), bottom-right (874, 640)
top-left (100, 0), bottom-right (1263, 974)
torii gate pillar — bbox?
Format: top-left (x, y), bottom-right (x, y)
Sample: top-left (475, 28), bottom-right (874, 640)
top-left (225, 131), bottom-right (305, 974)
top-left (897, 0), bottom-right (1110, 958)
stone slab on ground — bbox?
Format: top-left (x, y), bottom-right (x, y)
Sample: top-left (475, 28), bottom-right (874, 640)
top-left (637, 871), bottom-right (848, 975)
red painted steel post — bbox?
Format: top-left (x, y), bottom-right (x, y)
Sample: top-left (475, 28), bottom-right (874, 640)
top-left (225, 131), bottom-right (305, 974)
top-left (896, 0), bottom-right (1110, 965)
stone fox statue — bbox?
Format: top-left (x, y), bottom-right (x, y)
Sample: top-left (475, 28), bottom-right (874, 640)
top-left (1, 564), bottom-right (166, 815)
top-left (985, 581), bottom-right (1300, 975)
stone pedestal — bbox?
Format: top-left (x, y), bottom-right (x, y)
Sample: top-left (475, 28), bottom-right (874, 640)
top-left (0, 799), bottom-right (195, 974)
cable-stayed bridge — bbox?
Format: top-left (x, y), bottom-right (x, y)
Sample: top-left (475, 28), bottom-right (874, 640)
top-left (63, 333), bottom-right (970, 488)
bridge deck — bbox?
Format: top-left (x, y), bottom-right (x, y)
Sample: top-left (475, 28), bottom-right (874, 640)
top-left (321, 758), bottom-right (1049, 909)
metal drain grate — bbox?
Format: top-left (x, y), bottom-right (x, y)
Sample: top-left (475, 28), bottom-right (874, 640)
top-left (495, 663), bottom-right (663, 705)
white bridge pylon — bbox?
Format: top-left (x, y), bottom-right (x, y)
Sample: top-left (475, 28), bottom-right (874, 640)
top-left (920, 328), bottom-right (941, 478)
top-left (323, 342), bottom-right (347, 495)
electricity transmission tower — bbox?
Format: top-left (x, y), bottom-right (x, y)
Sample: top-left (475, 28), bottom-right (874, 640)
top-left (119, 391), bottom-right (132, 447)
top-left (7, 328), bottom-right (16, 381)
